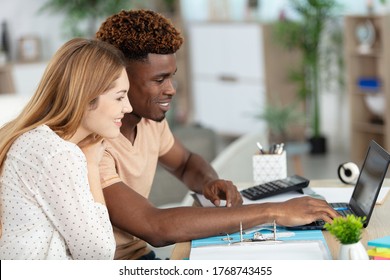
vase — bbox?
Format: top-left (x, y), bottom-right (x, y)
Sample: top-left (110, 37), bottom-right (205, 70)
top-left (338, 241), bottom-right (369, 260)
top-left (308, 136), bottom-right (327, 154)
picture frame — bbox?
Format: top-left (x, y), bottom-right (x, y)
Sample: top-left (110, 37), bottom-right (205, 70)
top-left (18, 36), bottom-right (41, 62)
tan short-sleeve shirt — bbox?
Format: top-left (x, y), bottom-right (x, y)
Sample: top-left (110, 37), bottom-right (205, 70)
top-left (99, 118), bottom-right (174, 259)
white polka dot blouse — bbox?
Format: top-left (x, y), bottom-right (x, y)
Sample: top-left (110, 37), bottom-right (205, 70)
top-left (0, 125), bottom-right (115, 259)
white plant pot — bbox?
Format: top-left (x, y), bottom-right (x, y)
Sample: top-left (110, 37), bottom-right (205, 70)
top-left (338, 241), bottom-right (369, 260)
top-left (364, 93), bottom-right (385, 119)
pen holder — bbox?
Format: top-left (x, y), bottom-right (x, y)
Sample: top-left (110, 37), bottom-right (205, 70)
top-left (252, 151), bottom-right (287, 184)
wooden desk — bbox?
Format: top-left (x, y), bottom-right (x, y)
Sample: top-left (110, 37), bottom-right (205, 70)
top-left (170, 179), bottom-right (390, 260)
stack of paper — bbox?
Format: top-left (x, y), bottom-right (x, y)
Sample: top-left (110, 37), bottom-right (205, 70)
top-left (367, 236), bottom-right (390, 260)
top-left (190, 227), bottom-right (331, 260)
top-left (193, 186), bottom-right (390, 207)
top-left (190, 240), bottom-right (330, 260)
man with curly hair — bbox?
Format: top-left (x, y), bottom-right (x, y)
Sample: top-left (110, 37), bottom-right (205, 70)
top-left (96, 9), bottom-right (338, 260)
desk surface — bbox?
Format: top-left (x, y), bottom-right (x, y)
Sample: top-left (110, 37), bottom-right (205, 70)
top-left (170, 179), bottom-right (390, 260)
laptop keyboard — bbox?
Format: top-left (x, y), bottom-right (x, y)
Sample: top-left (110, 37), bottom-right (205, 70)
top-left (291, 219), bottom-right (326, 230)
top-left (329, 202), bottom-right (354, 216)
top-left (287, 201), bottom-right (361, 230)
top-left (338, 209), bottom-right (354, 216)
top-left (291, 207), bottom-right (354, 230)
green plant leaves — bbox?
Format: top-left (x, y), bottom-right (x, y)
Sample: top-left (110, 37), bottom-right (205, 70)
top-left (254, 100), bottom-right (305, 138)
top-left (272, 0), bottom-right (343, 138)
top-left (38, 0), bottom-right (142, 38)
top-left (324, 215), bottom-right (366, 244)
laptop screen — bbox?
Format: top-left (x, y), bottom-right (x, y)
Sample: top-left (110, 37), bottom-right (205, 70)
top-left (350, 141), bottom-right (390, 220)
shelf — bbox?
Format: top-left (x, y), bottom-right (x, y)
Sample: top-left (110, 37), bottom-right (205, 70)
top-left (0, 64), bottom-right (15, 94)
top-left (347, 14), bottom-right (381, 20)
top-left (353, 121), bottom-right (384, 135)
top-left (350, 50), bottom-right (382, 57)
top-left (346, 14), bottom-right (390, 162)
top-left (353, 92), bottom-right (383, 96)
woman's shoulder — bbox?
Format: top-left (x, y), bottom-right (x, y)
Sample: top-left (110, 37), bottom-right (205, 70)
top-left (16, 125), bottom-right (66, 146)
top-left (11, 125), bottom-right (81, 159)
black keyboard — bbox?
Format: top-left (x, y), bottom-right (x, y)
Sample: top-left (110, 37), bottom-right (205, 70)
top-left (329, 202), bottom-right (354, 216)
top-left (286, 203), bottom-right (355, 231)
top-left (287, 219), bottom-right (326, 230)
top-left (241, 175), bottom-right (310, 200)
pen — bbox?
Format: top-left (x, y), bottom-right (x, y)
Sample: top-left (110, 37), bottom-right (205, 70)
top-left (276, 143), bottom-right (284, 154)
top-left (270, 144), bottom-right (278, 154)
top-left (256, 142), bottom-right (265, 154)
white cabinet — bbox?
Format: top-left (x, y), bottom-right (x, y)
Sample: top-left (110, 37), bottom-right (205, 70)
top-left (188, 22), bottom-right (267, 135)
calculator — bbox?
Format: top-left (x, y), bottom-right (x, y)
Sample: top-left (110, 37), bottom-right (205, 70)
top-left (240, 175), bottom-right (310, 200)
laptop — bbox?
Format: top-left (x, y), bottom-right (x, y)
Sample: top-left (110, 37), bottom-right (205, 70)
top-left (287, 140), bottom-right (390, 230)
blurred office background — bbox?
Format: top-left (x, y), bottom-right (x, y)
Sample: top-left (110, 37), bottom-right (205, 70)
top-left (1, 0), bottom-right (390, 207)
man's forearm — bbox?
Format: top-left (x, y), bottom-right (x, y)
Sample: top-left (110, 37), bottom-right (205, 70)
top-left (180, 153), bottom-right (219, 193)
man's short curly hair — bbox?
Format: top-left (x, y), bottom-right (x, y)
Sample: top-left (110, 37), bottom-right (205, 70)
top-left (96, 9), bottom-right (184, 61)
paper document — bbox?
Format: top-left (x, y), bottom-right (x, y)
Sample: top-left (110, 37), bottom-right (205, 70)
top-left (190, 226), bottom-right (331, 260)
top-left (311, 186), bottom-right (390, 204)
top-left (194, 191), bottom-right (305, 207)
top-left (192, 227), bottom-right (326, 247)
top-left (189, 240), bottom-right (331, 260)
top-left (194, 186), bottom-right (389, 207)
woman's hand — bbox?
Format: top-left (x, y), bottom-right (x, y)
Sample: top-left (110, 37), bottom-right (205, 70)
top-left (78, 135), bottom-right (105, 167)
top-left (78, 135), bottom-right (106, 204)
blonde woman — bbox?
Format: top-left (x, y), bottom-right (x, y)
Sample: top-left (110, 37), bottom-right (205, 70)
top-left (0, 38), bottom-right (132, 259)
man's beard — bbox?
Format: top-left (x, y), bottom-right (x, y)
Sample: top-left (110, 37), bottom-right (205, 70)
top-left (155, 114), bottom-right (166, 123)
top-left (130, 111), bottom-right (166, 123)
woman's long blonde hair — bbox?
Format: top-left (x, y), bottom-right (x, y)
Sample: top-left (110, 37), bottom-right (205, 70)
top-left (0, 38), bottom-right (126, 237)
top-left (0, 38), bottom-right (126, 172)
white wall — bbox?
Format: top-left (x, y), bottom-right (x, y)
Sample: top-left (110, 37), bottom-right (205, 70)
top-left (1, 0), bottom-right (390, 153)
top-left (180, 0), bottom-right (390, 153)
top-left (0, 0), bottom-right (66, 61)
top-left (181, 0), bottom-right (390, 22)
top-left (1, 0), bottom-right (388, 66)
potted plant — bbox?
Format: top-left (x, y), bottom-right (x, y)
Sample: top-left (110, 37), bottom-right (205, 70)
top-left (39, 0), bottom-right (180, 38)
top-left (324, 215), bottom-right (368, 260)
top-left (254, 98), bottom-right (305, 144)
top-left (38, 0), bottom-right (143, 38)
top-left (273, 0), bottom-right (342, 154)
